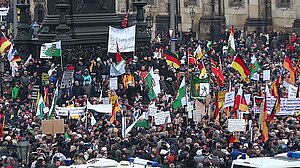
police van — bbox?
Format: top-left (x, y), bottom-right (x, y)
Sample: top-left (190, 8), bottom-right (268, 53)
top-left (59, 157), bottom-right (161, 168)
top-left (231, 152), bottom-right (300, 168)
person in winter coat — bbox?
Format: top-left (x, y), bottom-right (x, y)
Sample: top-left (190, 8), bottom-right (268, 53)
top-left (82, 69), bottom-right (92, 85)
top-left (123, 70), bottom-right (135, 89)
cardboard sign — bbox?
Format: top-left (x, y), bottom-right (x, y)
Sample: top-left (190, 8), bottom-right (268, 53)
top-left (42, 119), bottom-right (65, 134)
top-left (42, 73), bottom-right (49, 83)
top-left (61, 70), bottom-right (74, 88)
top-left (228, 119), bottom-right (246, 132)
top-left (154, 111), bottom-right (171, 125)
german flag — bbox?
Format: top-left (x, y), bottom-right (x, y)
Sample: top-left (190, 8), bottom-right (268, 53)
top-left (197, 61), bottom-right (207, 78)
top-left (262, 94), bottom-right (268, 142)
top-left (283, 55), bottom-right (295, 84)
top-left (110, 100), bottom-right (121, 124)
top-left (163, 50), bottom-right (181, 69)
top-left (231, 55), bottom-right (250, 83)
top-left (271, 75), bottom-right (281, 97)
top-left (0, 33), bottom-right (11, 53)
top-left (229, 136), bottom-right (240, 143)
top-left (268, 96), bottom-right (280, 122)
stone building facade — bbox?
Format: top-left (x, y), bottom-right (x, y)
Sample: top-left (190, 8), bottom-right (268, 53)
top-left (28, 0), bottom-right (47, 24)
top-left (116, 0), bottom-right (300, 39)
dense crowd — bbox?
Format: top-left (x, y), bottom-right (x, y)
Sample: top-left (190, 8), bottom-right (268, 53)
top-left (0, 27), bottom-right (299, 168)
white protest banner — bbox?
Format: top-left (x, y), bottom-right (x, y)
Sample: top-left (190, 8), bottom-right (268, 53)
top-left (109, 77), bottom-right (118, 90)
top-left (263, 70), bottom-right (270, 81)
top-left (107, 25), bottom-right (136, 53)
top-left (224, 91), bottom-right (235, 108)
top-left (228, 119), bottom-right (246, 132)
top-left (110, 60), bottom-right (126, 76)
top-left (61, 70), bottom-right (74, 88)
top-left (55, 107), bottom-right (86, 116)
top-left (288, 84), bottom-right (297, 98)
top-left (87, 101), bottom-right (112, 114)
top-left (193, 110), bottom-right (203, 123)
top-left (154, 111), bottom-right (171, 125)
top-left (148, 103), bottom-right (158, 116)
top-left (254, 97), bottom-right (300, 115)
top-left (244, 94), bottom-right (251, 105)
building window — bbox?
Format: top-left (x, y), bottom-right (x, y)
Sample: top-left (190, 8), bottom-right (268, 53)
top-left (276, 0), bottom-right (291, 8)
top-left (228, 0), bottom-right (244, 7)
top-left (184, 0), bottom-right (197, 6)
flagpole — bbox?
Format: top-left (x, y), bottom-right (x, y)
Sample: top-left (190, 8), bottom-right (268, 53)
top-left (60, 41), bottom-right (63, 71)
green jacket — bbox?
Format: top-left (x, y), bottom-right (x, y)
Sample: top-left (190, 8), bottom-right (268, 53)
top-left (11, 86), bottom-right (20, 99)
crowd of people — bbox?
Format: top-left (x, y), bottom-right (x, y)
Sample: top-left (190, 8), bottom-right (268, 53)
top-left (0, 27), bottom-right (299, 168)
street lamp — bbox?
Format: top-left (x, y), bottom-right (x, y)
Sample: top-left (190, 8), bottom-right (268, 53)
top-left (189, 7), bottom-right (195, 31)
top-left (146, 15), bottom-right (153, 34)
top-left (15, 137), bottom-right (30, 166)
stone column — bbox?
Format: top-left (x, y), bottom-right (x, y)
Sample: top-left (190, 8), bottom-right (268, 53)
top-left (55, 0), bottom-right (72, 41)
top-left (292, 3), bottom-right (300, 32)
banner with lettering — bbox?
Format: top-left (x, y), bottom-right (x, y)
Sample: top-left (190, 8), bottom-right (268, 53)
top-left (107, 25), bottom-right (136, 53)
top-left (55, 107), bottom-right (86, 116)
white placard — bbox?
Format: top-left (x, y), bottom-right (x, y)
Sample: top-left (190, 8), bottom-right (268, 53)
top-left (107, 25), bottom-right (136, 53)
top-left (199, 83), bottom-right (210, 97)
top-left (263, 70), bottom-right (270, 81)
top-left (109, 77), bottom-right (118, 90)
top-left (224, 91), bottom-right (235, 107)
top-left (61, 70), bottom-right (74, 88)
top-left (110, 60), bottom-right (126, 76)
top-left (87, 101), bottom-right (112, 114)
top-left (193, 110), bottom-right (203, 123)
top-left (55, 107), bottom-right (86, 116)
top-left (254, 97), bottom-right (300, 115)
top-left (148, 103), bottom-right (158, 116)
top-left (288, 84), bottom-right (297, 98)
top-left (244, 94), bottom-right (251, 105)
top-left (153, 73), bottom-right (161, 95)
top-left (154, 111), bottom-right (171, 125)
top-left (228, 119), bottom-right (246, 132)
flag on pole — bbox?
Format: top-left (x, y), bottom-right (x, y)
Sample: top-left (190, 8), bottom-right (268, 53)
top-left (24, 54), bottom-right (33, 67)
top-left (231, 54), bottom-right (250, 83)
top-left (48, 87), bottom-right (58, 119)
top-left (271, 75), bottom-right (281, 97)
top-left (43, 41), bottom-right (62, 57)
top-left (163, 50), bottom-right (181, 69)
top-left (121, 10), bottom-right (129, 28)
top-left (233, 85), bottom-right (248, 113)
top-left (197, 60), bottom-right (207, 78)
top-left (125, 112), bottom-right (148, 136)
top-left (145, 67), bottom-right (157, 100)
top-left (250, 55), bottom-right (260, 79)
top-left (36, 95), bottom-right (46, 119)
top-left (268, 96), bottom-right (280, 122)
top-left (194, 45), bottom-right (203, 60)
top-left (228, 25), bottom-right (236, 56)
top-left (173, 77), bottom-right (187, 109)
top-left (283, 55), bottom-right (295, 84)
top-left (115, 42), bottom-right (123, 62)
top-left (262, 94), bottom-right (269, 142)
top-left (0, 33), bottom-right (11, 53)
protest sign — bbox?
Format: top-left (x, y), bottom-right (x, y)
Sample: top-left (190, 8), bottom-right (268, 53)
top-left (42, 73), bottom-right (49, 83)
top-left (244, 94), bottom-right (251, 105)
top-left (103, 97), bottom-right (110, 104)
top-left (87, 101), bottom-right (112, 113)
top-left (109, 77), bottom-right (118, 90)
top-left (288, 84), bottom-right (297, 98)
top-left (31, 85), bottom-right (40, 100)
top-left (154, 111), bottom-right (171, 125)
top-left (42, 119), bottom-right (65, 134)
top-left (254, 97), bottom-right (300, 115)
top-left (107, 25), bottom-right (136, 53)
top-left (228, 119), bottom-right (246, 132)
top-left (153, 73), bottom-right (161, 95)
top-left (263, 70), bottom-right (270, 81)
top-left (224, 91), bottom-right (235, 107)
top-left (110, 60), bottom-right (126, 76)
top-left (61, 70), bottom-right (74, 88)
top-left (148, 103), bottom-right (158, 116)
top-left (55, 107), bottom-right (86, 116)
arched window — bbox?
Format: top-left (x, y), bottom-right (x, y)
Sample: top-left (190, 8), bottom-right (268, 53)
top-left (34, 4), bottom-right (45, 24)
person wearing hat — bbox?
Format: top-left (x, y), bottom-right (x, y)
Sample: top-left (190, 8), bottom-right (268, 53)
top-left (82, 69), bottom-right (92, 85)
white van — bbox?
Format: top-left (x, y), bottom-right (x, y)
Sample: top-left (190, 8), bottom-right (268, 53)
top-left (231, 152), bottom-right (300, 168)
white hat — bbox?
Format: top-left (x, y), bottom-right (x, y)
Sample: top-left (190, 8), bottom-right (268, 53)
top-left (4, 136), bottom-right (11, 141)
